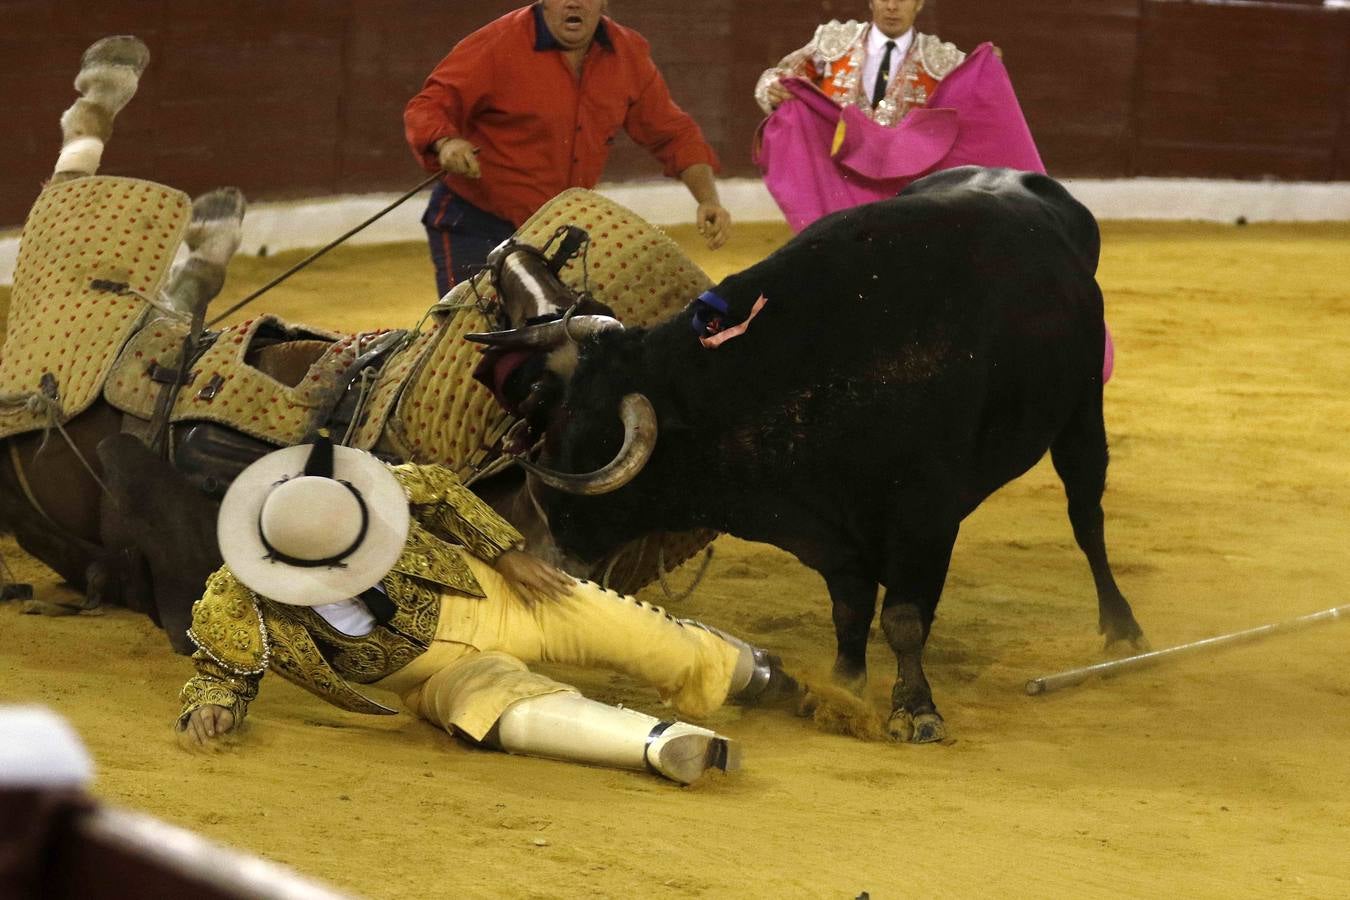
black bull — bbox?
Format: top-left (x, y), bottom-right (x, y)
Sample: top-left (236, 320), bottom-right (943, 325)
top-left (507, 167), bottom-right (1147, 742)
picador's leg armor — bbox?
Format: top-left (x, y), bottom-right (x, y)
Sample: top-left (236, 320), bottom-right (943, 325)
top-left (490, 692), bottom-right (739, 786)
top-left (682, 619), bottom-right (804, 709)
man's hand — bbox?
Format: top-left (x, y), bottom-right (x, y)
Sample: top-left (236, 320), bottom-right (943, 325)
top-left (696, 201), bottom-right (731, 250)
top-left (493, 548), bottom-right (573, 606)
top-left (176, 705), bottom-right (236, 752)
top-left (764, 79), bottom-right (793, 110)
top-left (435, 137), bottom-right (481, 178)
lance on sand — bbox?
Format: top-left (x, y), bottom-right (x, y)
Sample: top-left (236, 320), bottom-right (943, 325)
top-left (1025, 603), bottom-right (1350, 696)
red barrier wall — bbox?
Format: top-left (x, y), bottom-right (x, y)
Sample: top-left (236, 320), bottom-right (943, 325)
top-left (2, 0), bottom-right (1347, 226)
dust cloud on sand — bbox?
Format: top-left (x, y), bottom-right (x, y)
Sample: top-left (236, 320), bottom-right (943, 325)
top-left (3, 221), bottom-right (1349, 898)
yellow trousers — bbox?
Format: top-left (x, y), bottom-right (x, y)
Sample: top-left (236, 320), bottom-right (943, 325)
top-left (374, 552), bottom-right (740, 741)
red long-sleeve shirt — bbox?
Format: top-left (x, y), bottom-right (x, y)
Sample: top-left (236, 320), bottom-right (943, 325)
top-left (404, 5), bottom-right (719, 227)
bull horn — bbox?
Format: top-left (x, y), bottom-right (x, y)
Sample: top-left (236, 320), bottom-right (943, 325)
top-left (518, 393), bottom-right (657, 495)
top-left (465, 314), bottom-right (623, 349)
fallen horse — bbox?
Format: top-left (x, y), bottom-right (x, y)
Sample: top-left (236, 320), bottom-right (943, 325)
top-left (0, 36), bottom-right (712, 650)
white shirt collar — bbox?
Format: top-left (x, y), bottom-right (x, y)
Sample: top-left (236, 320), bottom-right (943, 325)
top-left (867, 24), bottom-right (914, 67)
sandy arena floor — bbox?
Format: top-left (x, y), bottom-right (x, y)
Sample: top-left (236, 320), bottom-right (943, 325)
top-left (2, 218), bottom-right (1349, 899)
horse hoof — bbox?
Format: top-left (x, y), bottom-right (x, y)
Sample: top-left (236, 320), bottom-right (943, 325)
top-left (21, 599), bottom-right (82, 617)
top-left (1, 583), bottom-right (34, 602)
top-left (910, 713), bottom-right (946, 744)
top-left (81, 36), bottom-right (151, 75)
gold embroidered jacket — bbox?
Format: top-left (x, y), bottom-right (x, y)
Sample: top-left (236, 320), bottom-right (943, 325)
top-left (176, 463), bottom-right (523, 728)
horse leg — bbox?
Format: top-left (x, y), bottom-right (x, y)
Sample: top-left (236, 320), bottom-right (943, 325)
top-left (51, 36), bottom-right (149, 184)
top-left (0, 453), bottom-right (103, 614)
top-left (160, 187), bottom-right (246, 318)
top-left (97, 434), bottom-right (222, 654)
top-left (0, 404), bottom-right (145, 619)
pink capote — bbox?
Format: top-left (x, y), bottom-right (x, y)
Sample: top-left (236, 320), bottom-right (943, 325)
top-left (753, 43), bottom-right (1115, 383)
top-left (755, 42), bottom-right (1045, 232)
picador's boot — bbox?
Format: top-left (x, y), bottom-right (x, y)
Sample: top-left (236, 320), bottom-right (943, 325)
top-left (681, 620), bottom-right (804, 709)
top-left (490, 692), bottom-right (740, 785)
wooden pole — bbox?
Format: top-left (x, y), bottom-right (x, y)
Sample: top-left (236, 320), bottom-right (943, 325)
top-left (1025, 603), bottom-right (1350, 696)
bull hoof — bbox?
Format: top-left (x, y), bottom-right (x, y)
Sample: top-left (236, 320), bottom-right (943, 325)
top-left (885, 710), bottom-right (946, 744)
top-left (1104, 632), bottom-right (1150, 656)
top-left (830, 670), bottom-right (868, 697)
top-left (910, 713), bottom-right (946, 743)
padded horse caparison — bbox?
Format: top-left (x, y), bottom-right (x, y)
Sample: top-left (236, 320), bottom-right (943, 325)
top-left (169, 327), bottom-right (409, 497)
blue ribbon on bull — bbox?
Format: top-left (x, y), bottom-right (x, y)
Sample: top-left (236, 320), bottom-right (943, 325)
top-left (691, 289), bottom-right (728, 338)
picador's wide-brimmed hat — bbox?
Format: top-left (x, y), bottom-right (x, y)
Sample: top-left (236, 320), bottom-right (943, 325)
top-left (217, 440), bottom-right (410, 607)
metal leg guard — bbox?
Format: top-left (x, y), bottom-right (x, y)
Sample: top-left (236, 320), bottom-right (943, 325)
top-left (679, 619), bottom-right (800, 706)
top-left (490, 692), bottom-right (740, 785)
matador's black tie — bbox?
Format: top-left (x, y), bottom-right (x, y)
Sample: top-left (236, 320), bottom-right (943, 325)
top-left (872, 40), bottom-right (897, 106)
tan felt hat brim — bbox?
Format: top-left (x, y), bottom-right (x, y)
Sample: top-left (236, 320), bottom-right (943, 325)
top-left (217, 445), bottom-right (410, 607)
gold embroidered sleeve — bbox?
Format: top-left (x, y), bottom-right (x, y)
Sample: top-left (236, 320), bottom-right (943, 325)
top-left (392, 462), bottom-right (523, 561)
top-left (185, 567), bottom-right (269, 673)
top-left (177, 654), bottom-right (260, 729)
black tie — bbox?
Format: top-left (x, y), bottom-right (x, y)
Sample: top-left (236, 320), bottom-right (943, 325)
top-left (871, 40), bottom-right (897, 106)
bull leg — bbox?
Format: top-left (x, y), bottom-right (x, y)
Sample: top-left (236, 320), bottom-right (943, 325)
top-left (1050, 396), bottom-right (1147, 652)
top-left (879, 526), bottom-right (958, 743)
top-left (823, 569), bottom-right (879, 693)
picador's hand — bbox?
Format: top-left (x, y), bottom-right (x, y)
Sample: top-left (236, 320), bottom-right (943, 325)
top-left (176, 705), bottom-right (237, 752)
top-left (494, 549), bottom-right (573, 606)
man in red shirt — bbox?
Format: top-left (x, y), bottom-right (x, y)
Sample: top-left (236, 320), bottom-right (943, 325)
top-left (405, 0), bottom-right (732, 297)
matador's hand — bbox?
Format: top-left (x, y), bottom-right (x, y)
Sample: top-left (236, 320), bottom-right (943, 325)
top-left (494, 548), bottom-right (573, 606)
top-left (177, 705), bottom-right (237, 752)
top-left (764, 79), bottom-right (792, 109)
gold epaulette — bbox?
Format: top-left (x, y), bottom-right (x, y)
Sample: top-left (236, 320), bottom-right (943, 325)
top-left (387, 520), bottom-right (484, 597)
top-left (917, 33), bottom-right (966, 80)
top-left (391, 462), bottom-right (524, 561)
top-left (186, 568), bottom-right (270, 676)
top-left (392, 461), bottom-right (460, 505)
top-left (811, 20), bottom-right (867, 63)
